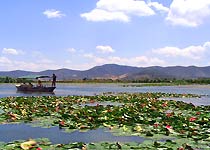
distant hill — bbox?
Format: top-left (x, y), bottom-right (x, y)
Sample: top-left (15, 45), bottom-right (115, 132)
top-left (123, 66), bottom-right (210, 80)
top-left (1, 64), bottom-right (210, 80)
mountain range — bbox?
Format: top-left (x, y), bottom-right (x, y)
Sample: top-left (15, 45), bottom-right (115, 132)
top-left (1, 64), bottom-right (210, 80)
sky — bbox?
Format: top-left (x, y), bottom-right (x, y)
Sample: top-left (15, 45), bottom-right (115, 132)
top-left (1, 0), bottom-right (210, 71)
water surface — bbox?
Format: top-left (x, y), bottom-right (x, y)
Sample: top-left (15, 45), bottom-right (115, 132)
top-left (1, 83), bottom-right (210, 105)
top-left (0, 123), bottom-right (144, 144)
top-left (0, 83), bottom-right (210, 143)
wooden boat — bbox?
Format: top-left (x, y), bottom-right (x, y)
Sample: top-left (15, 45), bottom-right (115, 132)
top-left (16, 84), bottom-right (56, 92)
top-left (15, 75), bottom-right (56, 92)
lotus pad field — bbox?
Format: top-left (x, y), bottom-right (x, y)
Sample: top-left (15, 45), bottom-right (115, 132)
top-left (0, 92), bottom-right (210, 149)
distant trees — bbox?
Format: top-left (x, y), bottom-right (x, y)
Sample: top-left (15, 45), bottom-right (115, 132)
top-left (1, 76), bottom-right (210, 84)
top-left (56, 77), bottom-right (210, 84)
top-left (130, 78), bottom-right (210, 84)
top-left (0, 76), bottom-right (16, 83)
top-left (0, 76), bottom-right (31, 83)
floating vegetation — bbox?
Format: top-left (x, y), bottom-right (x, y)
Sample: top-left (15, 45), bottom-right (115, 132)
top-left (0, 92), bottom-right (209, 149)
top-left (0, 138), bottom-right (209, 149)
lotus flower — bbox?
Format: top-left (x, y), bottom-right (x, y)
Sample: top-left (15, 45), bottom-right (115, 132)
top-left (166, 113), bottom-right (173, 117)
top-left (162, 102), bottom-right (168, 107)
top-left (189, 117), bottom-right (196, 122)
top-left (166, 125), bottom-right (172, 129)
top-left (20, 140), bottom-right (36, 150)
top-left (59, 120), bottom-right (65, 126)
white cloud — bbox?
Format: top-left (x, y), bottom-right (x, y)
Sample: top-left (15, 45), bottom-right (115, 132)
top-left (83, 54), bottom-right (127, 65)
top-left (10, 60), bottom-right (60, 71)
top-left (31, 51), bottom-right (53, 62)
top-left (0, 50), bottom-right (60, 71)
top-left (153, 42), bottom-right (209, 59)
top-left (31, 51), bottom-right (55, 66)
top-left (65, 60), bottom-right (72, 64)
top-left (82, 52), bottom-right (165, 67)
top-left (0, 56), bottom-right (12, 64)
top-left (81, 0), bottom-right (157, 22)
top-left (166, 0), bottom-right (210, 27)
top-left (83, 53), bottom-right (95, 59)
top-left (148, 1), bottom-right (169, 13)
top-left (43, 9), bottom-right (65, 18)
top-left (133, 56), bottom-right (165, 66)
top-left (0, 59), bottom-right (61, 71)
top-left (81, 9), bottom-right (130, 22)
top-left (2, 48), bottom-right (24, 55)
top-left (0, 49), bottom-right (60, 71)
top-left (80, 41), bottom-right (210, 69)
top-left (38, 58), bottom-right (54, 64)
top-left (204, 42), bottom-right (210, 48)
top-left (96, 45), bottom-right (115, 53)
top-left (66, 48), bottom-right (76, 53)
top-left (96, 0), bottom-right (155, 16)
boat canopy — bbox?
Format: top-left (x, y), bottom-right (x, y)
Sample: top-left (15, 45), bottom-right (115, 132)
top-left (18, 75), bottom-right (51, 79)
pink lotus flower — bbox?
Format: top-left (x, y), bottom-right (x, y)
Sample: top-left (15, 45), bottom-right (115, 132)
top-left (162, 102), bottom-right (168, 107)
top-left (189, 117), bottom-right (196, 122)
top-left (166, 125), bottom-right (172, 129)
top-left (166, 113), bottom-right (173, 117)
top-left (36, 148), bottom-right (42, 150)
top-left (59, 120), bottom-right (65, 126)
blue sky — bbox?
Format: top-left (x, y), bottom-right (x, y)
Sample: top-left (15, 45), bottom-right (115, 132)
top-left (1, 0), bottom-right (210, 71)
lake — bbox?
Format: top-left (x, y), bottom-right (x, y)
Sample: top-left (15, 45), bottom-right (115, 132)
top-left (0, 124), bottom-right (145, 144)
top-left (1, 83), bottom-right (210, 106)
top-left (0, 83), bottom-right (210, 144)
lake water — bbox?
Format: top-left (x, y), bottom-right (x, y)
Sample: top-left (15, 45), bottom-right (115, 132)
top-left (1, 83), bottom-right (210, 105)
top-left (0, 83), bottom-right (210, 144)
top-left (0, 123), bottom-right (144, 144)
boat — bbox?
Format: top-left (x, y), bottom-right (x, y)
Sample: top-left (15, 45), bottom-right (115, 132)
top-left (15, 75), bottom-right (56, 92)
top-left (16, 85), bottom-right (56, 92)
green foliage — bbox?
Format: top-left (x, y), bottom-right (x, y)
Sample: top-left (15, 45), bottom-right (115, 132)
top-left (0, 138), bottom-right (209, 149)
top-left (0, 76), bottom-right (34, 83)
top-left (0, 76), bottom-right (16, 83)
top-left (0, 93), bottom-right (209, 149)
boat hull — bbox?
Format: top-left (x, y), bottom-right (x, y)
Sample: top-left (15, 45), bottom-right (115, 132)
top-left (16, 85), bottom-right (56, 92)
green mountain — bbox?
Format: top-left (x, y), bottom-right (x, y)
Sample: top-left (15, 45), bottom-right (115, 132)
top-left (1, 64), bottom-right (210, 80)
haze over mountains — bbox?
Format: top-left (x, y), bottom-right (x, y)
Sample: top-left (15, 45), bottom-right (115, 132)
top-left (1, 64), bottom-right (210, 80)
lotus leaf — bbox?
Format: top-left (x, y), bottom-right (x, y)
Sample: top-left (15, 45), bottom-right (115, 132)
top-left (0, 92), bottom-right (209, 149)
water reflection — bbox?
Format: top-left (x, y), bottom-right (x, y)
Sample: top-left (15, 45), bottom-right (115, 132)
top-left (0, 123), bottom-right (144, 144)
top-left (16, 91), bottom-right (55, 96)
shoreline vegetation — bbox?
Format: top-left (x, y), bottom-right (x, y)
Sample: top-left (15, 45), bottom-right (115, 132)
top-left (0, 92), bottom-right (209, 149)
top-left (1, 76), bottom-right (210, 86)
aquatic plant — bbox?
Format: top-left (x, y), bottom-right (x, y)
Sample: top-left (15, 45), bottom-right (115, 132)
top-left (0, 92), bottom-right (209, 149)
